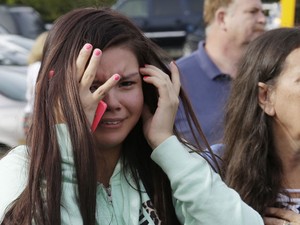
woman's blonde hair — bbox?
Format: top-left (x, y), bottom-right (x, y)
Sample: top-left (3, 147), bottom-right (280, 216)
top-left (27, 31), bottom-right (48, 64)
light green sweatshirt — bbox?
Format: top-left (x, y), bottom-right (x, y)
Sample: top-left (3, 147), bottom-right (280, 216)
top-left (0, 124), bottom-right (264, 224)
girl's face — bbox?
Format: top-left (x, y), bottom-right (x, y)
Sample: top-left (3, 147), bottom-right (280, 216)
top-left (92, 46), bottom-right (144, 151)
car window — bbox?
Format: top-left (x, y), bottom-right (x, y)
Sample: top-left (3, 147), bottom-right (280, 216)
top-left (116, 0), bottom-right (148, 18)
top-left (153, 0), bottom-right (181, 17)
top-left (188, 0), bottom-right (203, 14)
top-left (9, 8), bottom-right (45, 39)
top-left (0, 7), bottom-right (18, 34)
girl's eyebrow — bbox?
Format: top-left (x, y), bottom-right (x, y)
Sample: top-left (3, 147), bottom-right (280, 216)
top-left (120, 72), bottom-right (140, 80)
top-left (93, 72), bottom-right (140, 84)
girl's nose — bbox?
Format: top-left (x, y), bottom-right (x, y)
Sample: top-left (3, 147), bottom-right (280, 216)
top-left (102, 90), bottom-right (121, 111)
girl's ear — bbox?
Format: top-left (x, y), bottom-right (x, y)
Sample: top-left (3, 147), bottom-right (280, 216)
top-left (258, 82), bottom-right (275, 116)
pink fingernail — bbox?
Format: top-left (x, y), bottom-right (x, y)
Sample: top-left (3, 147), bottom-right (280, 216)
top-left (114, 74), bottom-right (120, 81)
top-left (94, 49), bottom-right (101, 56)
top-left (85, 43), bottom-right (92, 50)
top-left (49, 70), bottom-right (55, 78)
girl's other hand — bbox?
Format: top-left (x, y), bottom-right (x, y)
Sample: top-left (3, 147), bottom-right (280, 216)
top-left (141, 61), bottom-right (180, 149)
top-left (264, 207), bottom-right (300, 225)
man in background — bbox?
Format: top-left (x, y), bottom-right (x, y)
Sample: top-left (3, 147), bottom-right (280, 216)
top-left (176, 0), bottom-right (266, 145)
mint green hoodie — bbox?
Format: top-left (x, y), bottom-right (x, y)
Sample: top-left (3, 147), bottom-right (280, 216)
top-left (0, 124), bottom-right (263, 224)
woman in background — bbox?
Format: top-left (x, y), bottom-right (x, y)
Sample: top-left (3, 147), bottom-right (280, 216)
top-left (222, 27), bottom-right (300, 225)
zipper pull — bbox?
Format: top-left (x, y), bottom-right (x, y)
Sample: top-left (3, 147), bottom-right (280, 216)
top-left (106, 185), bottom-right (113, 204)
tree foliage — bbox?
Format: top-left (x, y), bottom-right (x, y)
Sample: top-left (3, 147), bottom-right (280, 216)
top-left (0, 0), bottom-right (116, 22)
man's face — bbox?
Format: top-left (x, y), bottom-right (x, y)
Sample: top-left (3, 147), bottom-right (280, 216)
top-left (225, 0), bottom-right (266, 46)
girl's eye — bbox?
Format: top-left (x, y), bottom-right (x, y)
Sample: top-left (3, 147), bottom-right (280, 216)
top-left (119, 81), bottom-right (134, 87)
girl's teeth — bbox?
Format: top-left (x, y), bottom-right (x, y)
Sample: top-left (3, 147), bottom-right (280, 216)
top-left (103, 121), bottom-right (119, 125)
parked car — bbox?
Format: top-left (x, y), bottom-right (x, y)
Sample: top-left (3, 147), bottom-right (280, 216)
top-left (182, 25), bottom-right (205, 57)
top-left (0, 34), bottom-right (34, 65)
top-left (0, 65), bottom-right (26, 153)
top-left (111, 0), bottom-right (205, 58)
top-left (0, 5), bottom-right (46, 39)
top-left (0, 25), bottom-right (9, 34)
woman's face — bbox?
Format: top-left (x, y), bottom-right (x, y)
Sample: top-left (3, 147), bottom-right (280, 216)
top-left (92, 46), bottom-right (144, 150)
top-left (270, 47), bottom-right (300, 141)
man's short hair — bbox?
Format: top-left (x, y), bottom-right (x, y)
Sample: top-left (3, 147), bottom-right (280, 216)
top-left (204, 0), bottom-right (233, 26)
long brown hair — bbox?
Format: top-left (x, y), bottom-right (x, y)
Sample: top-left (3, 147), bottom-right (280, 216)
top-left (222, 27), bottom-right (300, 215)
top-left (2, 7), bottom-right (217, 225)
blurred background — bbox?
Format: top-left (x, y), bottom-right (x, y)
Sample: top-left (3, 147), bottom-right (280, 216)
top-left (0, 0), bottom-right (299, 157)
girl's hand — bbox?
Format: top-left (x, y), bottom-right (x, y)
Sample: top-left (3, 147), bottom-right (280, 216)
top-left (141, 62), bottom-right (180, 149)
top-left (264, 207), bottom-right (300, 225)
top-left (76, 43), bottom-right (120, 126)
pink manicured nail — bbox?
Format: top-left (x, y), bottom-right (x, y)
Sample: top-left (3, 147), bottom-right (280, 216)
top-left (94, 49), bottom-right (101, 56)
top-left (114, 74), bottom-right (120, 81)
top-left (85, 43), bottom-right (92, 50)
top-left (49, 70), bottom-right (55, 78)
